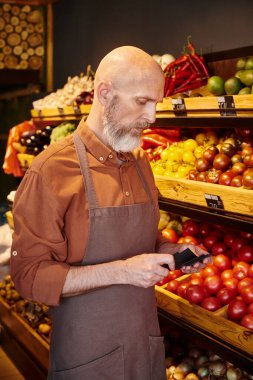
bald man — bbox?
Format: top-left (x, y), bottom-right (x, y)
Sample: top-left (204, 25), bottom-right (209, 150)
top-left (11, 46), bottom-right (210, 380)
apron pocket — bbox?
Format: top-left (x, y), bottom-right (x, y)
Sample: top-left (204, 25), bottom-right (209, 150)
top-left (52, 346), bottom-right (124, 380)
top-left (149, 336), bottom-right (166, 380)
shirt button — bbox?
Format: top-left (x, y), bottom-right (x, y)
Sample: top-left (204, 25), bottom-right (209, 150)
top-left (125, 191), bottom-right (130, 196)
top-left (109, 154), bottom-right (113, 159)
top-left (99, 156), bottom-right (104, 161)
top-left (12, 251), bottom-right (17, 256)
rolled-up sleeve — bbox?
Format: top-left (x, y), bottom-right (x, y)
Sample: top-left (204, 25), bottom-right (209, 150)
top-left (11, 169), bottom-right (70, 306)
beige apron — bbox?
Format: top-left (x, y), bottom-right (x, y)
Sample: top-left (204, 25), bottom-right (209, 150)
top-left (48, 131), bottom-right (166, 380)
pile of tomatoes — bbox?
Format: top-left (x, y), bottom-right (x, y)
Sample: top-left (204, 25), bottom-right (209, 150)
top-left (159, 217), bottom-right (253, 330)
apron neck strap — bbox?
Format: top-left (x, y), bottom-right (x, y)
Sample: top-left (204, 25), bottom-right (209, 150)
top-left (73, 131), bottom-right (98, 208)
top-left (132, 156), bottom-right (154, 203)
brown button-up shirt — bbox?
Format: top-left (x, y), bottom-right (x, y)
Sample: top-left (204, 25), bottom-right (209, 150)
top-left (11, 119), bottom-right (167, 306)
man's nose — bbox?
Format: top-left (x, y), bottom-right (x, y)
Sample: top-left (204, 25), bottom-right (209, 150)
top-left (145, 103), bottom-right (156, 124)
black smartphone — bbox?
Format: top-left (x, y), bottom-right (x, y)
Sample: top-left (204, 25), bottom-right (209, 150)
top-left (163, 248), bottom-right (212, 270)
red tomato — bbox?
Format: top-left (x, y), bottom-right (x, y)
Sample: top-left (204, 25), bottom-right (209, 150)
top-left (240, 285), bottom-right (253, 304)
top-left (191, 272), bottom-right (205, 280)
top-left (189, 276), bottom-right (204, 287)
top-left (223, 233), bottom-right (236, 248)
top-left (238, 278), bottom-right (253, 294)
top-left (247, 302), bottom-right (253, 314)
top-left (240, 231), bottom-right (253, 240)
top-left (162, 228), bottom-right (179, 243)
top-left (167, 269), bottom-right (183, 281)
top-left (221, 269), bottom-right (234, 282)
top-left (227, 299), bottom-right (247, 321)
top-left (198, 223), bottom-right (212, 237)
top-left (241, 314), bottom-right (253, 330)
top-left (201, 297), bottom-right (222, 312)
top-left (217, 287), bottom-right (237, 305)
top-left (204, 275), bottom-right (223, 295)
top-left (177, 236), bottom-right (198, 245)
top-left (213, 254), bottom-right (232, 271)
top-left (177, 282), bottom-right (190, 298)
top-left (186, 285), bottom-right (205, 304)
top-left (231, 237), bottom-right (247, 253)
top-left (166, 280), bottom-right (179, 294)
top-left (202, 264), bottom-right (220, 278)
top-left (233, 261), bottom-right (250, 280)
top-left (238, 245), bottom-right (253, 263)
top-left (203, 235), bottom-right (218, 249)
top-left (182, 220), bottom-right (199, 237)
top-left (211, 242), bottom-right (227, 256)
top-left (223, 278), bottom-right (239, 294)
top-left (248, 264), bottom-right (253, 278)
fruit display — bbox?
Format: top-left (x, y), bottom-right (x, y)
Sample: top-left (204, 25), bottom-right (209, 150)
top-left (32, 68), bottom-right (94, 110)
top-left (163, 37), bottom-right (209, 97)
top-left (0, 275), bottom-right (51, 341)
top-left (148, 127), bottom-right (253, 189)
top-left (207, 56), bottom-right (253, 95)
top-left (157, 212), bottom-right (253, 331)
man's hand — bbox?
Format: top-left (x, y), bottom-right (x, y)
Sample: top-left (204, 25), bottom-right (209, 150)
top-left (123, 253), bottom-right (175, 288)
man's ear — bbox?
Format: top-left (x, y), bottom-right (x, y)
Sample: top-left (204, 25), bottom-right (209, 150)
top-left (96, 81), bottom-right (113, 106)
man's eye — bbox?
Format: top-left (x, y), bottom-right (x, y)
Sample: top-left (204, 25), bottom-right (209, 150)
top-left (137, 99), bottom-right (147, 105)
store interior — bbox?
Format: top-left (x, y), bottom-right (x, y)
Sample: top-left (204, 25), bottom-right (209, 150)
top-left (0, 0), bottom-right (253, 379)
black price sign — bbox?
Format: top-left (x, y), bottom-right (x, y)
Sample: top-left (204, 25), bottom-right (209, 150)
top-left (217, 96), bottom-right (237, 116)
top-left (171, 98), bottom-right (187, 116)
top-left (204, 193), bottom-right (224, 211)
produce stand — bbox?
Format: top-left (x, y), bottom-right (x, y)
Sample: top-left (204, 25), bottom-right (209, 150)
top-left (1, 44), bottom-right (253, 377)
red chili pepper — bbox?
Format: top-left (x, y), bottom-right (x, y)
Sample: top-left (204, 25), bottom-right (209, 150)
top-left (187, 35), bottom-right (195, 55)
top-left (165, 71), bottom-right (176, 97)
top-left (174, 77), bottom-right (206, 94)
top-left (164, 77), bottom-right (170, 98)
top-left (141, 134), bottom-right (170, 149)
top-left (143, 128), bottom-right (180, 138)
top-left (164, 55), bottom-right (189, 73)
top-left (191, 54), bottom-right (209, 77)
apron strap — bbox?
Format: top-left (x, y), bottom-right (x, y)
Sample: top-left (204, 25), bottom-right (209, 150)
top-left (73, 131), bottom-right (99, 208)
top-left (132, 156), bottom-right (155, 205)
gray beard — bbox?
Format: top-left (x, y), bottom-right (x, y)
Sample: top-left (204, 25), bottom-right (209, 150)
top-left (102, 97), bottom-right (149, 152)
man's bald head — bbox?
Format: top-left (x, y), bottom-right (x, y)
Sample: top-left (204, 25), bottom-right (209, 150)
top-left (94, 46), bottom-right (164, 90)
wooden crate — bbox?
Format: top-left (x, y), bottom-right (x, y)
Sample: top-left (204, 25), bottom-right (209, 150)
top-left (156, 94), bottom-right (253, 118)
top-left (155, 176), bottom-right (253, 216)
top-left (0, 297), bottom-right (49, 372)
top-left (31, 104), bottom-right (92, 121)
top-left (155, 285), bottom-right (253, 355)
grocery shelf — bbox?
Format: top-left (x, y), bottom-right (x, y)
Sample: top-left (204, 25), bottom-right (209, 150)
top-left (155, 176), bottom-right (253, 216)
top-left (0, 297), bottom-right (49, 374)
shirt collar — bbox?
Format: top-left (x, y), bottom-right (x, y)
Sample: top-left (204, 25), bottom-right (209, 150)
top-left (76, 119), bottom-right (134, 164)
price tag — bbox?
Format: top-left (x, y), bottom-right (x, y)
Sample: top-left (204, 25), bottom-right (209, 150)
top-left (73, 105), bottom-right (81, 116)
top-left (204, 193), bottom-right (224, 211)
top-left (217, 96), bottom-right (237, 116)
top-left (171, 98), bottom-right (187, 116)
top-left (58, 107), bottom-right (66, 119)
